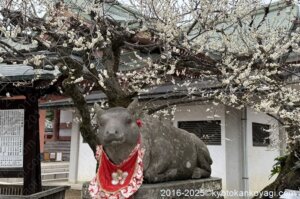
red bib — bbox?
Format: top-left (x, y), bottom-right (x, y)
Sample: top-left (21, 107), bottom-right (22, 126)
top-left (89, 135), bottom-right (145, 199)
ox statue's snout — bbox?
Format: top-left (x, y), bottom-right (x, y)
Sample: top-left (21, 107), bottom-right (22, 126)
top-left (105, 129), bottom-right (119, 136)
top-left (103, 128), bottom-right (125, 145)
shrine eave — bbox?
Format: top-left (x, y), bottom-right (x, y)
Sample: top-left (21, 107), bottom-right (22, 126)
top-left (0, 64), bottom-right (61, 97)
top-left (0, 64), bottom-right (60, 82)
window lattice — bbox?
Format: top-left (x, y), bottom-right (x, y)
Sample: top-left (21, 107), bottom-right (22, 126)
top-left (252, 122), bottom-right (270, 147)
top-left (178, 120), bottom-right (221, 145)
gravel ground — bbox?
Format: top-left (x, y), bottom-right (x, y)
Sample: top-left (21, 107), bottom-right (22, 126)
top-left (65, 189), bottom-right (82, 199)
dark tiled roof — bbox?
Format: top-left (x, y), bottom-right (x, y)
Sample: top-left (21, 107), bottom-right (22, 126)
top-left (39, 79), bottom-right (221, 108)
top-left (0, 64), bottom-right (60, 82)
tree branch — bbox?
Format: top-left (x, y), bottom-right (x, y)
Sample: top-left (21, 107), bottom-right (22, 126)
top-left (62, 81), bottom-right (98, 153)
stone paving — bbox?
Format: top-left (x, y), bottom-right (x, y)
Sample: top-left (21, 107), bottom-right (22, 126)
top-left (65, 189), bottom-right (81, 199)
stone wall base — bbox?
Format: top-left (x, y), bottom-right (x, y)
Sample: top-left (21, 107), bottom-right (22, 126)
top-left (82, 177), bottom-right (223, 199)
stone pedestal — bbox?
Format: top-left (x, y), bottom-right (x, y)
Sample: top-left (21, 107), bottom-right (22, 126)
top-left (82, 177), bottom-right (223, 199)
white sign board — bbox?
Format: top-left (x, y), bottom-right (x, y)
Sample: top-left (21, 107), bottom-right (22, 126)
top-left (56, 152), bottom-right (62, 162)
top-left (0, 109), bottom-right (24, 168)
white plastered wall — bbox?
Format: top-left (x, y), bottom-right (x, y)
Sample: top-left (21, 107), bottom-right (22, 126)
top-left (77, 135), bottom-right (97, 182)
top-left (247, 108), bottom-right (279, 192)
top-left (59, 110), bottom-right (73, 137)
top-left (224, 107), bottom-right (243, 196)
top-left (69, 110), bottom-right (97, 183)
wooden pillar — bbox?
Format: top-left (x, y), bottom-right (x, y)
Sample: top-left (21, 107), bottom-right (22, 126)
top-left (39, 110), bottom-right (46, 153)
top-left (53, 109), bottom-right (60, 141)
top-left (23, 93), bottom-right (42, 195)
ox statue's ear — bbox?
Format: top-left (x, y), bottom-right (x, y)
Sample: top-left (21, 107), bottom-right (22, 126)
top-left (94, 103), bottom-right (105, 120)
top-left (127, 98), bottom-right (139, 116)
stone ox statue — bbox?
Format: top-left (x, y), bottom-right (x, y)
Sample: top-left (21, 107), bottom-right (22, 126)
top-left (94, 100), bottom-right (212, 183)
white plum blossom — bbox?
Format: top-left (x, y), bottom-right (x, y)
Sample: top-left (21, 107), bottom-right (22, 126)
top-left (74, 76), bottom-right (84, 83)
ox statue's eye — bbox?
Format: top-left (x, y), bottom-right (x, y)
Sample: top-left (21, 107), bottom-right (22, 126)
top-left (126, 118), bottom-right (132, 124)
